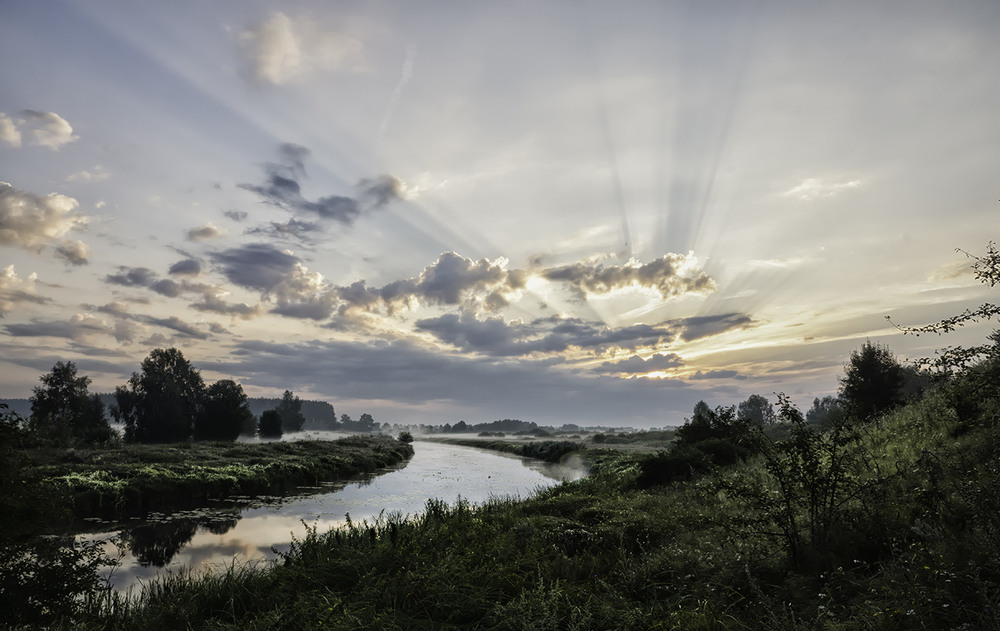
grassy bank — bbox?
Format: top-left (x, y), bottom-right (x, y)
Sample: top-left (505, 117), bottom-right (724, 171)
top-left (41, 387), bottom-right (998, 630)
top-left (438, 437), bottom-right (583, 463)
top-left (12, 435), bottom-right (414, 526)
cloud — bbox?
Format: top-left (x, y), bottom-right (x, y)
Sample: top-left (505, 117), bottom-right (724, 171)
top-left (690, 369), bottom-right (746, 380)
top-left (190, 290), bottom-right (263, 320)
top-left (239, 12), bottom-right (364, 86)
top-left (245, 218), bottom-right (321, 241)
top-left (54, 239), bottom-right (89, 266)
top-left (67, 165), bottom-right (110, 182)
top-left (540, 253), bottom-right (716, 300)
top-left (0, 265), bottom-right (49, 316)
top-left (5, 314), bottom-right (112, 341)
top-left (210, 243), bottom-right (300, 294)
top-left (168, 258), bottom-right (202, 276)
top-left (186, 222), bottom-right (225, 241)
top-left (676, 313), bottom-right (754, 341)
top-left (19, 110), bottom-right (79, 150)
top-left (0, 113), bottom-right (21, 148)
top-left (781, 177), bottom-right (862, 201)
top-left (218, 337), bottom-right (705, 427)
top-left (595, 353), bottom-right (685, 376)
top-left (105, 266), bottom-right (158, 288)
top-left (0, 182), bottom-right (89, 253)
top-left (224, 210), bottom-right (248, 222)
top-left (415, 311), bottom-right (677, 357)
top-left (239, 144), bottom-right (402, 226)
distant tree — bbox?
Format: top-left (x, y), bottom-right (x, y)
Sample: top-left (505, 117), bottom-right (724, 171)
top-left (675, 401), bottom-right (717, 444)
top-left (737, 394), bottom-right (776, 426)
top-left (29, 361), bottom-right (113, 445)
top-left (194, 379), bottom-right (253, 441)
top-left (114, 348), bottom-right (205, 443)
top-left (805, 395), bottom-right (844, 427)
top-left (275, 390), bottom-right (305, 433)
top-left (396, 430), bottom-right (413, 443)
top-left (357, 413), bottom-right (376, 432)
top-left (258, 410), bottom-right (283, 438)
top-left (838, 340), bottom-right (905, 422)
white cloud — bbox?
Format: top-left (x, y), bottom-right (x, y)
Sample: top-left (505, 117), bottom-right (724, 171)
top-left (780, 177), bottom-right (862, 201)
top-left (67, 165), bottom-right (110, 182)
top-left (19, 110), bottom-right (78, 150)
top-left (0, 112), bottom-right (21, 148)
top-left (239, 12), bottom-right (364, 85)
top-left (0, 265), bottom-right (47, 316)
top-left (0, 182), bottom-right (89, 251)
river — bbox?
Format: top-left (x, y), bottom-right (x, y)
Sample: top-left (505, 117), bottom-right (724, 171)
top-left (81, 439), bottom-right (585, 591)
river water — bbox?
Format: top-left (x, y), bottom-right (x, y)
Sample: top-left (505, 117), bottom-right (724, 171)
top-left (82, 439), bottom-right (584, 591)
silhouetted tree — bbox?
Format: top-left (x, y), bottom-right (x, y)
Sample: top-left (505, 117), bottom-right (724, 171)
top-left (805, 395), bottom-right (844, 427)
top-left (276, 390), bottom-right (305, 433)
top-left (29, 361), bottom-right (113, 445)
top-left (357, 413), bottom-right (376, 432)
top-left (258, 409), bottom-right (282, 438)
top-left (194, 379), bottom-right (253, 441)
top-left (838, 340), bottom-right (905, 422)
top-left (737, 394), bottom-right (776, 426)
top-left (114, 348), bottom-right (205, 443)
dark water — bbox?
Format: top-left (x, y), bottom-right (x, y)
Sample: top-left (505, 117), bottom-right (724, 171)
top-left (80, 439), bottom-right (584, 591)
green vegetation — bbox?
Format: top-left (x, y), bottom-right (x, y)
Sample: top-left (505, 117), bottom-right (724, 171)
top-left (442, 438), bottom-right (582, 463)
top-left (44, 378), bottom-right (1000, 629)
top-left (9, 435), bottom-right (413, 525)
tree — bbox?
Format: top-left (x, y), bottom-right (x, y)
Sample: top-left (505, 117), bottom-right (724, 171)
top-left (29, 361), bottom-right (113, 445)
top-left (276, 390), bottom-right (305, 433)
top-left (805, 395), bottom-right (844, 427)
top-left (357, 413), bottom-right (376, 432)
top-left (194, 379), bottom-right (253, 441)
top-left (114, 348), bottom-right (205, 443)
top-left (258, 409), bottom-right (282, 438)
top-left (838, 340), bottom-right (904, 422)
top-left (737, 394), bottom-right (776, 426)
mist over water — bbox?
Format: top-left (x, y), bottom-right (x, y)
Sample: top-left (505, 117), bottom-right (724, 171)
top-left (82, 440), bottom-right (583, 591)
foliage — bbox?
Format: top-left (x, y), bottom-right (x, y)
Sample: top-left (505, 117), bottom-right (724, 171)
top-left (396, 430), bottom-right (414, 443)
top-left (276, 390), bottom-right (306, 433)
top-left (0, 536), bottom-right (116, 627)
top-left (258, 409), bottom-right (283, 439)
top-left (29, 361), bottom-right (114, 446)
top-left (195, 379), bottom-right (254, 441)
top-left (889, 241), bottom-right (1000, 372)
top-left (737, 393), bottom-right (775, 425)
top-left (838, 340), bottom-right (905, 422)
top-left (804, 395), bottom-right (844, 427)
top-left (114, 348), bottom-right (206, 443)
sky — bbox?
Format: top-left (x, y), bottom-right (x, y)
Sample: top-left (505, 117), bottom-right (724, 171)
top-left (1, 1), bottom-right (997, 427)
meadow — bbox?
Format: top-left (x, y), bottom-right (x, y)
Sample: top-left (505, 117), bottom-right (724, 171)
top-left (13, 378), bottom-right (995, 630)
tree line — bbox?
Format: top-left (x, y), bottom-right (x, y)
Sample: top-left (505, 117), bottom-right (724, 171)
top-left (12, 347), bottom-right (385, 446)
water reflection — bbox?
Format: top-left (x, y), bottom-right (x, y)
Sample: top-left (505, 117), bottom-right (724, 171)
top-left (83, 440), bottom-right (584, 591)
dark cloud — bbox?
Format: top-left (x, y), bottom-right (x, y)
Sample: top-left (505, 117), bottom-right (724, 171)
top-left (190, 292), bottom-right (263, 320)
top-left (216, 337), bottom-right (706, 427)
top-left (690, 369), bottom-right (747, 380)
top-left (239, 144), bottom-right (401, 225)
top-left (186, 223), bottom-right (224, 241)
top-left (595, 353), bottom-right (685, 375)
top-left (168, 258), bottom-right (202, 276)
top-left (676, 313), bottom-right (754, 341)
top-left (224, 210), bottom-right (248, 222)
top-left (105, 266), bottom-right (158, 288)
top-left (210, 243), bottom-right (300, 294)
top-left (150, 279), bottom-right (183, 298)
top-left (540, 253), bottom-right (716, 300)
top-left (245, 218), bottom-right (322, 241)
top-left (5, 314), bottom-right (111, 340)
top-left (415, 311), bottom-right (677, 357)
top-left (54, 240), bottom-right (89, 265)
top-left (144, 315), bottom-right (209, 340)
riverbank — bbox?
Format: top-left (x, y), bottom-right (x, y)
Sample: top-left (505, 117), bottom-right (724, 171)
top-left (11, 435), bottom-right (414, 528)
top-left (29, 387), bottom-right (995, 629)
